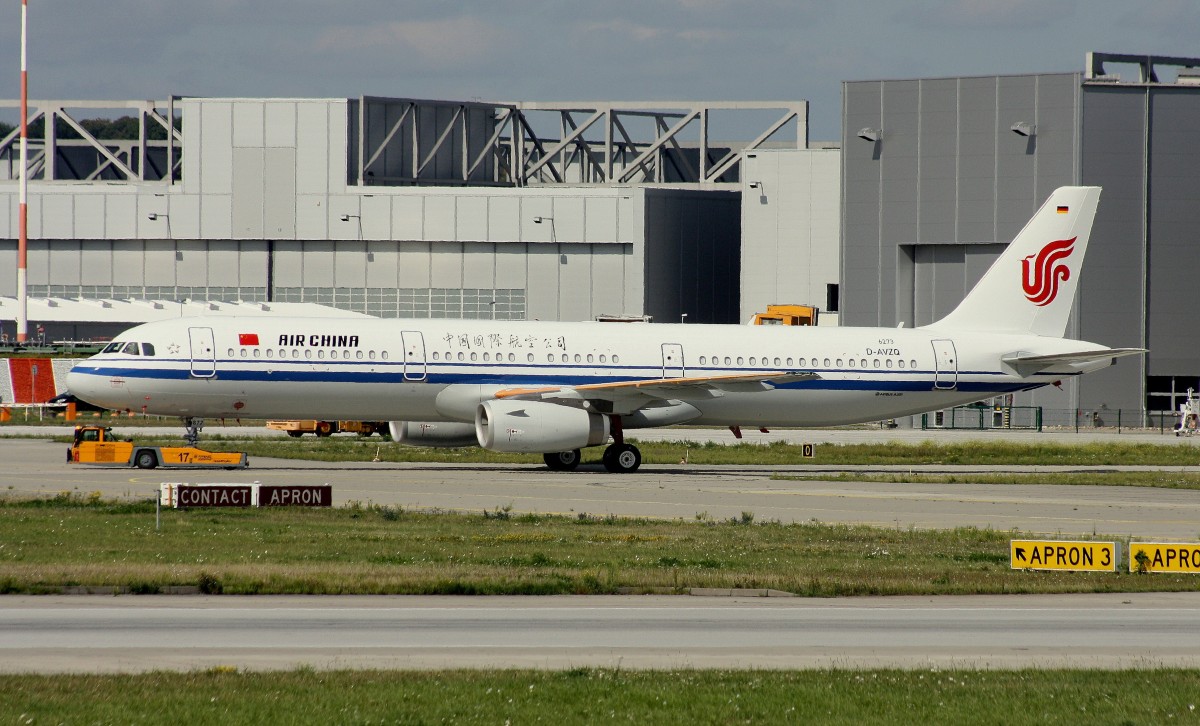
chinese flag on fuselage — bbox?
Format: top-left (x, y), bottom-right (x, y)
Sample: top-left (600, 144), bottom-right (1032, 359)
top-left (239, 333), bottom-right (260, 346)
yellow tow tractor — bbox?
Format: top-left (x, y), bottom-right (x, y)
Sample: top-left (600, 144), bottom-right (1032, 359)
top-left (68, 425), bottom-right (248, 469)
top-left (750, 304), bottom-right (820, 326)
top-left (266, 420), bottom-right (385, 437)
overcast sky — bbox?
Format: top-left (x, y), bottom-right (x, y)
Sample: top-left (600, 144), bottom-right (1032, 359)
top-left (4, 1), bottom-right (1197, 140)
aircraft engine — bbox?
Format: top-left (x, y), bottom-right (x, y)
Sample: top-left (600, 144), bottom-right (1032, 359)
top-left (475, 400), bottom-right (610, 453)
top-left (389, 421), bottom-right (479, 448)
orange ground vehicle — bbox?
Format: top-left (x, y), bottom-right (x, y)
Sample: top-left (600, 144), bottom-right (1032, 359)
top-left (265, 420), bottom-right (385, 437)
top-left (68, 425), bottom-right (248, 469)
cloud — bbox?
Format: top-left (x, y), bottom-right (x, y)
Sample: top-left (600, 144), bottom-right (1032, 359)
top-left (316, 16), bottom-right (496, 66)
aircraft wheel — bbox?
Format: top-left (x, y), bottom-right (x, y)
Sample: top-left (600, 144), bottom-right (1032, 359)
top-left (543, 450), bottom-right (581, 471)
top-left (134, 450), bottom-right (158, 469)
top-left (602, 443), bottom-right (641, 473)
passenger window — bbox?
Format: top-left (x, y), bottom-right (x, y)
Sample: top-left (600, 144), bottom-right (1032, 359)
top-left (586, 354), bottom-right (593, 363)
top-left (253, 349), bottom-right (261, 358)
top-left (381, 351), bottom-right (389, 360)
top-left (574, 354), bottom-right (581, 363)
top-left (470, 352), bottom-right (478, 362)
top-left (304, 350), bottom-right (313, 359)
top-left (356, 351), bottom-right (364, 360)
top-left (910, 359), bottom-right (918, 369)
top-left (886, 359), bottom-right (893, 368)
top-left (787, 357), bottom-right (794, 366)
top-left (848, 359), bottom-right (855, 368)
top-left (836, 358), bottom-right (843, 367)
top-left (369, 350), bottom-right (376, 360)
top-left (736, 357), bottom-right (744, 366)
top-left (317, 350), bottom-right (325, 359)
top-left (266, 349), bottom-right (274, 359)
top-left (823, 358), bottom-right (830, 367)
top-left (874, 359), bottom-right (880, 368)
top-left (749, 357), bottom-right (756, 366)
top-left (482, 353), bottom-right (489, 362)
top-left (724, 356), bottom-right (731, 365)
top-left (227, 348), bottom-right (235, 357)
top-left (599, 354), bottom-right (607, 363)
top-left (141, 343), bottom-right (156, 356)
top-left (612, 355), bottom-right (620, 364)
top-left (432, 352), bottom-right (439, 361)
top-left (898, 360), bottom-right (905, 369)
top-left (527, 353), bottom-right (534, 362)
top-left (774, 357), bottom-right (781, 366)
top-left (508, 353), bottom-right (516, 362)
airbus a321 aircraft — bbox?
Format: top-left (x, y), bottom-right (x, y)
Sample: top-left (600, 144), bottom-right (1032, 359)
top-left (67, 186), bottom-right (1140, 472)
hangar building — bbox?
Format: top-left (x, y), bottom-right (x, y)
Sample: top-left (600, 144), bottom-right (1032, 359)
top-left (1, 97), bottom-right (840, 341)
top-left (841, 52), bottom-right (1200, 420)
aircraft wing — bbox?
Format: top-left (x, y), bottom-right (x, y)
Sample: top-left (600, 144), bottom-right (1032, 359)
top-left (494, 371), bottom-right (819, 410)
top-left (1002, 348), bottom-right (1146, 374)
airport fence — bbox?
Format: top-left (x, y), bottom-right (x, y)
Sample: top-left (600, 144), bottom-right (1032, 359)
top-left (920, 406), bottom-right (1186, 435)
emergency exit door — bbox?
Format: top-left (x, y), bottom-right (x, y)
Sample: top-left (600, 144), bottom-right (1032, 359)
top-left (931, 339), bottom-right (957, 390)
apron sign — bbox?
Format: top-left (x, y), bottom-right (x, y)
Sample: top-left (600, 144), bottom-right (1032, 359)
top-left (1129, 543), bottom-right (1200, 574)
top-left (1010, 540), bottom-right (1117, 572)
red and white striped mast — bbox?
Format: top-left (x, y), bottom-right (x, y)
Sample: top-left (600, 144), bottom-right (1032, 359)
top-left (16, 0), bottom-right (29, 343)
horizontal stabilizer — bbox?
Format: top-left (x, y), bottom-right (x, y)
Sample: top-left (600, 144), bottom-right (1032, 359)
top-left (1002, 348), bottom-right (1145, 375)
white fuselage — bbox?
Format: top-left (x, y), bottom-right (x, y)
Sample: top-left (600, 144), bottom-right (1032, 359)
top-left (66, 316), bottom-right (1109, 427)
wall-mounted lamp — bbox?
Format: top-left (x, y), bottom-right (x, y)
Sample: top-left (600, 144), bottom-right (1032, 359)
top-left (533, 216), bottom-right (552, 224)
top-left (1010, 121), bottom-right (1036, 137)
top-left (857, 128), bottom-right (881, 143)
top-left (748, 181), bottom-right (762, 189)
top-left (340, 214), bottom-right (360, 222)
top-left (680, 313), bottom-right (688, 324)
top-left (147, 213), bottom-right (167, 221)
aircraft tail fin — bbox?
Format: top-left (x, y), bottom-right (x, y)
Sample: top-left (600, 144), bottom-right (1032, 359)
top-left (927, 186), bottom-right (1101, 338)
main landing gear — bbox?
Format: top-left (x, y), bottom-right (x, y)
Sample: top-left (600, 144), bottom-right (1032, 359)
top-left (541, 415), bottom-right (643, 473)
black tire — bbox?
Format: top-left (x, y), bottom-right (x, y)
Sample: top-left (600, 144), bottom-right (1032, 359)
top-left (602, 443), bottom-right (641, 473)
top-left (134, 450), bottom-right (158, 469)
top-left (286, 430), bottom-right (304, 438)
top-left (357, 424), bottom-right (375, 437)
top-left (315, 422), bottom-right (334, 437)
top-left (543, 449), bottom-right (581, 471)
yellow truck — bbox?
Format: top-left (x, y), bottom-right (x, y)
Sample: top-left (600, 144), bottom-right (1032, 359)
top-left (751, 304), bottom-right (820, 326)
top-left (68, 425), bottom-right (248, 469)
top-left (266, 420), bottom-right (385, 437)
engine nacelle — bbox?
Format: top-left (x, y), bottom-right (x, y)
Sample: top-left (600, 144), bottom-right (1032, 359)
top-left (389, 421), bottom-right (479, 448)
top-left (475, 400), bottom-right (610, 453)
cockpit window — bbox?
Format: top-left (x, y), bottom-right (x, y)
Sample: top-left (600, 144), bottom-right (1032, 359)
top-left (141, 343), bottom-right (156, 357)
top-left (102, 342), bottom-right (123, 353)
top-left (122, 342), bottom-right (141, 355)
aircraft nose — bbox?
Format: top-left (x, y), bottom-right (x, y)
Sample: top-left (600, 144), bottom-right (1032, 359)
top-left (66, 362), bottom-right (120, 409)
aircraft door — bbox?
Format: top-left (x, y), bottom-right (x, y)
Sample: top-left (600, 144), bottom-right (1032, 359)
top-left (661, 343), bottom-right (685, 378)
top-left (402, 331), bottom-right (427, 381)
top-left (931, 339), bottom-right (957, 390)
top-left (188, 327), bottom-right (217, 378)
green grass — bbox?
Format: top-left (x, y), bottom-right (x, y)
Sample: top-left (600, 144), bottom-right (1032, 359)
top-left (775, 471), bottom-right (1200, 490)
top-left (1, 494), bottom-right (1196, 596)
top-left (3, 668), bottom-right (1199, 725)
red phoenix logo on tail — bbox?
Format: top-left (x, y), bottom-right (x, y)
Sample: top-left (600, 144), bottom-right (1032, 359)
top-left (1022, 237), bottom-right (1076, 306)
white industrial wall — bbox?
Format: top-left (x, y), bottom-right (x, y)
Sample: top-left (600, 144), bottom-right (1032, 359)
top-left (739, 149), bottom-right (840, 324)
top-left (0, 98), bottom-right (659, 323)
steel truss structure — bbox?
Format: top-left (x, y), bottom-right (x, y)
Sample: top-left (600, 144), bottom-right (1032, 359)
top-left (353, 98), bottom-right (808, 187)
top-left (1, 97), bottom-right (806, 188)
top-left (0, 99), bottom-right (180, 182)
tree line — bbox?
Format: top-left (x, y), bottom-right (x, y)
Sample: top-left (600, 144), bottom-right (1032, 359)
top-left (0, 115), bottom-right (181, 141)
